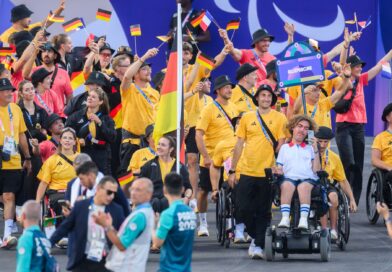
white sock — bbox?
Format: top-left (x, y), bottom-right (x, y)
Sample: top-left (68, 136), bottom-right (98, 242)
top-left (199, 213), bottom-right (207, 226)
top-left (280, 204), bottom-right (290, 218)
top-left (236, 223), bottom-right (245, 233)
top-left (3, 219), bottom-right (13, 239)
top-left (300, 204), bottom-right (310, 218)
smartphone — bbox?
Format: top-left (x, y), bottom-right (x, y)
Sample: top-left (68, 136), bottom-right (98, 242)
top-left (307, 130), bottom-right (314, 145)
top-left (58, 200), bottom-right (69, 208)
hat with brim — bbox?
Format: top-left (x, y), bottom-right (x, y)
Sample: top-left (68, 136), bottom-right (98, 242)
top-left (213, 75), bottom-right (235, 93)
top-left (29, 26), bottom-right (50, 38)
top-left (85, 71), bottom-right (108, 87)
top-left (0, 78), bottom-right (16, 92)
top-left (31, 68), bottom-right (53, 87)
top-left (251, 29), bottom-right (275, 48)
top-left (347, 55), bottom-right (366, 68)
top-left (11, 4), bottom-right (33, 23)
top-left (10, 30), bottom-right (33, 46)
top-left (152, 71), bottom-right (166, 90)
top-left (315, 126), bottom-right (334, 140)
top-left (253, 84), bottom-right (277, 107)
top-left (16, 40), bottom-right (31, 58)
top-left (38, 42), bottom-right (61, 63)
top-left (236, 63), bottom-right (258, 81)
top-left (45, 113), bottom-right (65, 134)
top-left (144, 124), bottom-right (154, 140)
top-left (382, 103), bottom-right (392, 122)
top-left (266, 60), bottom-right (277, 77)
top-left (100, 43), bottom-right (115, 55)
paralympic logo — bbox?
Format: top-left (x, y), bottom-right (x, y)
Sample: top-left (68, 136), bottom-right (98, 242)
top-left (213, 0), bottom-right (345, 55)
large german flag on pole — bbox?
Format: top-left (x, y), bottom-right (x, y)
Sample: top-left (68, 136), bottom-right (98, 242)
top-left (153, 3), bottom-right (185, 170)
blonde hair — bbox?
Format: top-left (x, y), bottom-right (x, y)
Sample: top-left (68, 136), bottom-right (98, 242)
top-left (17, 80), bottom-right (33, 102)
top-left (287, 114), bottom-right (318, 136)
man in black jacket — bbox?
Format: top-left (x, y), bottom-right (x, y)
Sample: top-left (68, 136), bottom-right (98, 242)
top-left (50, 176), bottom-right (125, 271)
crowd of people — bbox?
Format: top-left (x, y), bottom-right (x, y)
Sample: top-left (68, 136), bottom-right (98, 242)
top-left (1, 0), bottom-right (392, 271)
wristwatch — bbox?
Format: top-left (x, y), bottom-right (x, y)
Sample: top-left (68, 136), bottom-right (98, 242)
top-left (228, 169), bottom-right (236, 175)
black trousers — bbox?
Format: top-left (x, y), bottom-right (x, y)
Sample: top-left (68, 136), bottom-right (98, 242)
top-left (72, 258), bottom-right (110, 272)
top-left (235, 175), bottom-right (271, 248)
top-left (335, 122), bottom-right (365, 204)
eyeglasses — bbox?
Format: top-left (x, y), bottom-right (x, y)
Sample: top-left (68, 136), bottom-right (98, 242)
top-left (105, 189), bottom-right (116, 196)
top-left (100, 53), bottom-right (112, 58)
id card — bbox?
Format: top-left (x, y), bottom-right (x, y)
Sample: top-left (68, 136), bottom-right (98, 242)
top-left (87, 240), bottom-right (105, 262)
top-left (3, 136), bottom-right (17, 155)
top-left (223, 157), bottom-right (232, 175)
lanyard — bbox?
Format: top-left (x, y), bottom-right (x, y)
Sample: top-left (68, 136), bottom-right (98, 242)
top-left (182, 9), bottom-right (194, 28)
top-left (26, 113), bottom-right (33, 127)
top-left (213, 101), bottom-right (234, 130)
top-left (35, 93), bottom-right (53, 114)
top-left (240, 89), bottom-right (253, 110)
top-left (134, 84), bottom-right (154, 108)
top-left (323, 149), bottom-right (329, 170)
top-left (310, 104), bottom-right (318, 119)
top-left (81, 112), bottom-right (102, 129)
top-left (251, 49), bottom-right (267, 74)
top-left (203, 95), bottom-right (208, 107)
top-left (0, 105), bottom-right (14, 137)
top-left (148, 146), bottom-right (156, 156)
top-left (256, 110), bottom-right (273, 147)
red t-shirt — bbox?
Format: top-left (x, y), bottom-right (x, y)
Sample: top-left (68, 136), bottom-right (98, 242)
top-left (259, 79), bottom-right (277, 90)
top-left (39, 140), bottom-right (57, 162)
top-left (34, 89), bottom-right (64, 117)
top-left (11, 70), bottom-right (23, 101)
top-left (336, 72), bottom-right (369, 124)
top-left (239, 49), bottom-right (276, 88)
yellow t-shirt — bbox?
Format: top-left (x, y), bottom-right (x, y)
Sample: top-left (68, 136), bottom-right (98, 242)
top-left (212, 136), bottom-right (243, 180)
top-left (159, 158), bottom-right (175, 181)
top-left (196, 100), bottom-right (239, 166)
top-left (230, 85), bottom-right (257, 113)
top-left (0, 22), bottom-right (42, 44)
top-left (236, 110), bottom-right (287, 177)
top-left (322, 149), bottom-right (346, 183)
top-left (199, 94), bottom-right (213, 112)
top-left (127, 147), bottom-right (156, 173)
top-left (301, 97), bottom-right (334, 128)
top-left (121, 83), bottom-right (160, 138)
top-left (184, 65), bottom-right (211, 127)
top-left (372, 131), bottom-right (392, 167)
top-left (37, 153), bottom-right (78, 190)
top-left (0, 103), bottom-right (27, 170)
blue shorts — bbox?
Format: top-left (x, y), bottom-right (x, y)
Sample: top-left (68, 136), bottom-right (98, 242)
top-left (280, 178), bottom-right (319, 187)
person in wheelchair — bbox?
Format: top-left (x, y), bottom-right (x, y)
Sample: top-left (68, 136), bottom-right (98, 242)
top-left (315, 126), bottom-right (357, 240)
top-left (372, 103), bottom-right (392, 173)
top-left (274, 115), bottom-right (320, 230)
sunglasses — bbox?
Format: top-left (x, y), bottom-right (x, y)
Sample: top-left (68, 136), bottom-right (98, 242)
top-left (100, 52), bottom-right (112, 58)
top-left (105, 189), bottom-right (116, 196)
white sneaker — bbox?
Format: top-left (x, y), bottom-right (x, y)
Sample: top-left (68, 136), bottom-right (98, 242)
top-left (197, 225), bottom-right (209, 237)
top-left (298, 217), bottom-right (308, 229)
top-left (278, 217), bottom-right (290, 228)
top-left (248, 239), bottom-right (256, 256)
top-left (251, 247), bottom-right (264, 259)
top-left (234, 230), bottom-right (246, 243)
top-left (56, 238), bottom-right (68, 249)
top-left (1, 236), bottom-right (17, 249)
top-left (330, 229), bottom-right (338, 240)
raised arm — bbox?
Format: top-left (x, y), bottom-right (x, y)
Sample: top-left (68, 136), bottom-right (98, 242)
top-left (83, 42), bottom-right (99, 75)
top-left (329, 64), bottom-right (353, 105)
top-left (325, 31), bottom-right (361, 64)
top-left (43, 0), bottom-right (65, 29)
top-left (367, 49), bottom-right (392, 81)
top-left (284, 22), bottom-right (295, 45)
top-left (22, 46), bottom-right (39, 79)
top-left (218, 28), bottom-right (243, 62)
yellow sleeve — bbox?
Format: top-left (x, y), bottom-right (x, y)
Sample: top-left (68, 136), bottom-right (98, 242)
top-left (212, 143), bottom-right (225, 167)
top-left (331, 154), bottom-right (347, 182)
top-left (236, 114), bottom-right (247, 139)
top-left (128, 150), bottom-right (141, 172)
top-left (319, 97), bottom-right (334, 111)
top-left (196, 106), bottom-right (211, 132)
top-left (287, 86), bottom-right (300, 100)
top-left (28, 22), bottom-right (42, 30)
top-left (372, 134), bottom-right (382, 150)
top-left (37, 157), bottom-right (54, 185)
top-left (332, 76), bottom-right (343, 90)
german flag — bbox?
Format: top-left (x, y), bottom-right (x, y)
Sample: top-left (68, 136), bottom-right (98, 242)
top-left (118, 170), bottom-right (134, 186)
top-left (226, 19), bottom-right (240, 31)
top-left (130, 24), bottom-right (141, 36)
top-left (47, 11), bottom-right (64, 23)
top-left (1, 56), bottom-right (14, 70)
top-left (196, 52), bottom-right (216, 70)
top-left (96, 8), bottom-right (112, 22)
top-left (0, 47), bottom-right (16, 57)
top-left (62, 18), bottom-right (84, 32)
top-left (190, 10), bottom-right (205, 28)
top-left (156, 35), bottom-right (171, 43)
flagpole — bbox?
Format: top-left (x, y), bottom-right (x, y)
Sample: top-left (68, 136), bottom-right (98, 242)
top-left (157, 40), bottom-right (166, 49)
top-left (354, 12), bottom-right (359, 32)
top-left (134, 37), bottom-right (138, 56)
top-left (176, 3), bottom-right (183, 173)
top-left (230, 30), bottom-right (236, 41)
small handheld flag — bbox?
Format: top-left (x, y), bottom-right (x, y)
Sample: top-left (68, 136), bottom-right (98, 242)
top-left (196, 52), bottom-right (216, 70)
top-left (0, 46), bottom-right (16, 57)
top-left (96, 8), bottom-right (112, 22)
top-left (156, 35), bottom-right (171, 43)
top-left (130, 24), bottom-right (141, 36)
top-left (359, 16), bottom-right (372, 32)
top-left (226, 19), bottom-right (240, 31)
top-left (118, 171), bottom-right (134, 186)
top-left (190, 10), bottom-right (205, 28)
top-left (47, 11), bottom-right (64, 23)
top-left (345, 20), bottom-right (356, 25)
top-left (200, 11), bottom-right (214, 31)
top-left (63, 18), bottom-right (84, 32)
top-left (381, 61), bottom-right (391, 79)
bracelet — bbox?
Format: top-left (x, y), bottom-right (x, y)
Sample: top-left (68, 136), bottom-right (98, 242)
top-left (24, 157), bottom-right (32, 160)
top-left (104, 225), bottom-right (115, 232)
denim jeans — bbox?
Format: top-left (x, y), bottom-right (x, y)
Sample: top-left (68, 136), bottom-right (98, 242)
top-left (335, 122), bottom-right (365, 204)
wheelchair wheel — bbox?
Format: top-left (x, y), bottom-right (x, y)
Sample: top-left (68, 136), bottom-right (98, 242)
top-left (265, 227), bottom-right (275, 261)
top-left (216, 191), bottom-right (223, 243)
top-left (366, 169), bottom-right (383, 224)
top-left (216, 188), bottom-right (227, 245)
top-left (337, 187), bottom-right (350, 249)
top-left (320, 229), bottom-right (331, 262)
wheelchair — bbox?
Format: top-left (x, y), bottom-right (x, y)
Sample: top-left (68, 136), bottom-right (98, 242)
top-left (215, 182), bottom-right (236, 248)
top-left (40, 190), bottom-right (66, 236)
top-left (366, 168), bottom-right (392, 224)
top-left (264, 170), bottom-right (331, 262)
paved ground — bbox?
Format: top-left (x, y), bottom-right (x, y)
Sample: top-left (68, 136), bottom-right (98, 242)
top-left (2, 138), bottom-right (392, 271)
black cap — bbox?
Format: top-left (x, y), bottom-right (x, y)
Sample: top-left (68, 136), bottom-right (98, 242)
top-left (266, 60), bottom-right (277, 77)
top-left (85, 71), bottom-right (108, 86)
top-left (253, 84), bottom-right (277, 106)
top-left (315, 126), bottom-right (335, 140)
top-left (213, 75), bottom-right (235, 92)
top-left (31, 68), bottom-right (53, 87)
top-left (45, 114), bottom-right (64, 132)
top-left (251, 28), bottom-right (274, 48)
top-left (0, 78), bottom-right (16, 92)
top-left (144, 124), bottom-right (154, 139)
top-left (10, 30), bottom-right (33, 45)
top-left (347, 55), bottom-right (366, 68)
top-left (152, 71), bottom-right (166, 90)
top-left (29, 26), bottom-right (51, 38)
top-left (113, 46), bottom-right (134, 62)
top-left (16, 40), bottom-right (31, 58)
top-left (38, 42), bottom-right (61, 63)
top-left (382, 103), bottom-right (392, 122)
top-left (11, 4), bottom-right (33, 23)
top-left (140, 62), bottom-right (152, 69)
top-left (100, 43), bottom-right (115, 55)
top-left (236, 63), bottom-right (258, 81)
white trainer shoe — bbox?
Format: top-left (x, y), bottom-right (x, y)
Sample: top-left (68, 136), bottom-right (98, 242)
top-left (248, 239), bottom-right (256, 257)
top-left (330, 229), bottom-right (338, 240)
top-left (197, 224), bottom-right (209, 237)
top-left (298, 217), bottom-right (309, 230)
top-left (234, 230), bottom-right (246, 244)
top-left (278, 216), bottom-right (290, 228)
top-left (251, 247), bottom-right (264, 259)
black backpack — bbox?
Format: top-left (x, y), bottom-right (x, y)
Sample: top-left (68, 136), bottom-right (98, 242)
top-left (333, 80), bottom-right (359, 114)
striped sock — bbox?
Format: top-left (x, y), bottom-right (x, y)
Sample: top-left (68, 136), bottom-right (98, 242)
top-left (280, 204), bottom-right (290, 218)
top-left (300, 204), bottom-right (310, 218)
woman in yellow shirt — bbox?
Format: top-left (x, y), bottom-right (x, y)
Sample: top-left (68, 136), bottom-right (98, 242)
top-left (36, 127), bottom-right (79, 206)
